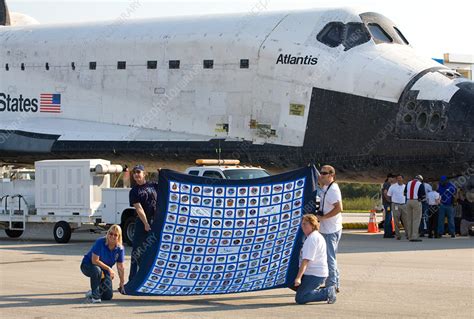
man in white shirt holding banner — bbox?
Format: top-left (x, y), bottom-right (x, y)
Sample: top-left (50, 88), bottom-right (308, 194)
top-left (316, 165), bottom-right (343, 293)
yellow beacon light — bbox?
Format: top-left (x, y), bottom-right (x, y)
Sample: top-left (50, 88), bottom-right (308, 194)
top-left (195, 159), bottom-right (240, 166)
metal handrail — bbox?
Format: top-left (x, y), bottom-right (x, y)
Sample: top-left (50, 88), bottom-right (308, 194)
top-left (11, 194), bottom-right (28, 213)
top-left (8, 194), bottom-right (26, 231)
top-left (0, 195), bottom-right (9, 211)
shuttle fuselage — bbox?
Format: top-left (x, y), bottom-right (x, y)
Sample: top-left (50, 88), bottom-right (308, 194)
top-left (1, 7), bottom-right (473, 181)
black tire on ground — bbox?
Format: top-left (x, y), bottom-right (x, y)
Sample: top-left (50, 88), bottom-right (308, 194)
top-left (5, 228), bottom-right (23, 238)
top-left (122, 216), bottom-right (136, 246)
top-left (53, 221), bottom-right (72, 243)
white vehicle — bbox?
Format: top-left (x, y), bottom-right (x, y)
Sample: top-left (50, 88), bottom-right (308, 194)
top-left (0, 158), bottom-right (272, 245)
top-left (0, 159), bottom-right (138, 244)
top-left (184, 159), bottom-right (270, 179)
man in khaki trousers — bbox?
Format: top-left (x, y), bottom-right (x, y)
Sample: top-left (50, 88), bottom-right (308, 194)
top-left (387, 174), bottom-right (407, 240)
top-left (404, 175), bottom-right (426, 242)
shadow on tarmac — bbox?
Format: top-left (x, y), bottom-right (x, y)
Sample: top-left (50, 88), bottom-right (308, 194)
top-left (0, 291), bottom-right (297, 312)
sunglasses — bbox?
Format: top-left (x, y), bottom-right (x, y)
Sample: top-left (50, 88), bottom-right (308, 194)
top-left (320, 171), bottom-right (331, 175)
top-left (108, 233), bottom-right (119, 237)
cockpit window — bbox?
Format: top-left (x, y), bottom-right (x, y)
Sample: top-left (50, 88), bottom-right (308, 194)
top-left (393, 26), bottom-right (409, 45)
top-left (367, 23), bottom-right (393, 43)
top-left (317, 22), bottom-right (344, 48)
top-left (343, 22), bottom-right (371, 50)
top-left (317, 22), bottom-right (371, 50)
top-left (438, 69), bottom-right (462, 79)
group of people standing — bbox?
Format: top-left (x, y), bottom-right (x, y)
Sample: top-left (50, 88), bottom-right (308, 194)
top-left (382, 173), bottom-right (473, 240)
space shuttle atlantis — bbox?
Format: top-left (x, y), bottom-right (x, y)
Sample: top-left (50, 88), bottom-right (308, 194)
top-left (0, 0), bottom-right (473, 180)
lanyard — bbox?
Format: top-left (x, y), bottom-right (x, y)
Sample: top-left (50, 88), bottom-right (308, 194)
top-left (320, 181), bottom-right (335, 214)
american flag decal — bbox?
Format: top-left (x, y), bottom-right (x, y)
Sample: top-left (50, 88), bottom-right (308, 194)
top-left (40, 93), bottom-right (61, 113)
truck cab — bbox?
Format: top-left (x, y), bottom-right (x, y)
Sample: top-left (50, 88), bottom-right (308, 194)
top-left (184, 159), bottom-right (270, 180)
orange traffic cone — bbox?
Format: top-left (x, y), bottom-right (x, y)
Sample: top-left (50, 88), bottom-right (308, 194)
top-left (368, 210), bottom-right (379, 233)
top-left (387, 206), bottom-right (395, 232)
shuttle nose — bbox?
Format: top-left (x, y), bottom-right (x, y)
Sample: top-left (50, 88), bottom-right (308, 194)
top-left (397, 70), bottom-right (474, 143)
top-left (448, 81), bottom-right (474, 125)
top-left (446, 82), bottom-right (474, 141)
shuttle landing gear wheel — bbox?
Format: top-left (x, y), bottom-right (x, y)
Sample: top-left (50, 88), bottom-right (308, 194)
top-left (54, 221), bottom-right (72, 243)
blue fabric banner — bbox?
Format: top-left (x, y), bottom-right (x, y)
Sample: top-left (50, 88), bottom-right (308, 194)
top-left (124, 166), bottom-right (317, 296)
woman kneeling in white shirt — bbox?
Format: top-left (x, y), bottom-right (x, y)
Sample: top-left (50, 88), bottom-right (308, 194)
top-left (294, 214), bottom-right (337, 304)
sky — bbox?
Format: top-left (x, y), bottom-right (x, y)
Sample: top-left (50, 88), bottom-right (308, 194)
top-left (6, 0), bottom-right (474, 59)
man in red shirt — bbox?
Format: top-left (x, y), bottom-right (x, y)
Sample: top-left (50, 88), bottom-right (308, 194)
top-left (404, 175), bottom-right (426, 242)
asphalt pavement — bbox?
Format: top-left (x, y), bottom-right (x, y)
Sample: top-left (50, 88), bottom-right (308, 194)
top-left (0, 224), bottom-right (472, 318)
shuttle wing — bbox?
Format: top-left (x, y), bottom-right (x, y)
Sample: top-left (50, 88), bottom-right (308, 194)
top-left (0, 118), bottom-right (216, 153)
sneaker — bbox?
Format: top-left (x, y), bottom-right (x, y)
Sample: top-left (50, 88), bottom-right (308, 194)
top-left (327, 286), bottom-right (337, 304)
top-left (336, 287), bottom-right (340, 294)
top-left (85, 290), bottom-right (92, 299)
top-left (396, 236), bottom-right (401, 240)
top-left (451, 234), bottom-right (455, 238)
top-left (91, 298), bottom-right (102, 304)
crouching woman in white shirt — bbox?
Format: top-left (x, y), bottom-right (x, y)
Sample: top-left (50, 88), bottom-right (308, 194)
top-left (294, 214), bottom-right (336, 304)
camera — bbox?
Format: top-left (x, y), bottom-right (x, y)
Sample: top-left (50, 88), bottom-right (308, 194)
top-left (314, 210), bottom-right (324, 217)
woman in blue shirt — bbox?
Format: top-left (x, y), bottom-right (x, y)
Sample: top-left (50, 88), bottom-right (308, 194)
top-left (80, 224), bottom-right (125, 303)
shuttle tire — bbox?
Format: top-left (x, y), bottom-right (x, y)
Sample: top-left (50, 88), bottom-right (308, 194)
top-left (54, 221), bottom-right (72, 243)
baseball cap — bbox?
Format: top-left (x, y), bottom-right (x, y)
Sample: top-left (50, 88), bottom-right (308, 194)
top-left (415, 175), bottom-right (423, 181)
top-left (132, 164), bottom-right (145, 172)
top-left (440, 175), bottom-right (447, 181)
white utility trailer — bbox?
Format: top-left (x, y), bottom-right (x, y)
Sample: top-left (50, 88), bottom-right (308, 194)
top-left (0, 159), bottom-right (137, 244)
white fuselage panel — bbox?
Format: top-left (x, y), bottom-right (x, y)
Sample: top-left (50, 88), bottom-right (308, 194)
top-left (0, 9), bottom-right (445, 147)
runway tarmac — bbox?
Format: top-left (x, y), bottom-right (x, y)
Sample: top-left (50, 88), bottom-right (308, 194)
top-left (0, 228), bottom-right (472, 318)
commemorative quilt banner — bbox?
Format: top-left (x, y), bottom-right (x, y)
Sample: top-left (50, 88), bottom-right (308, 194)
top-left (124, 166), bottom-right (317, 296)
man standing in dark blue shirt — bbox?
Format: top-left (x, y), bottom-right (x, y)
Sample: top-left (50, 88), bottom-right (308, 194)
top-left (382, 173), bottom-right (395, 238)
top-left (128, 164), bottom-right (159, 280)
top-left (437, 176), bottom-right (457, 238)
